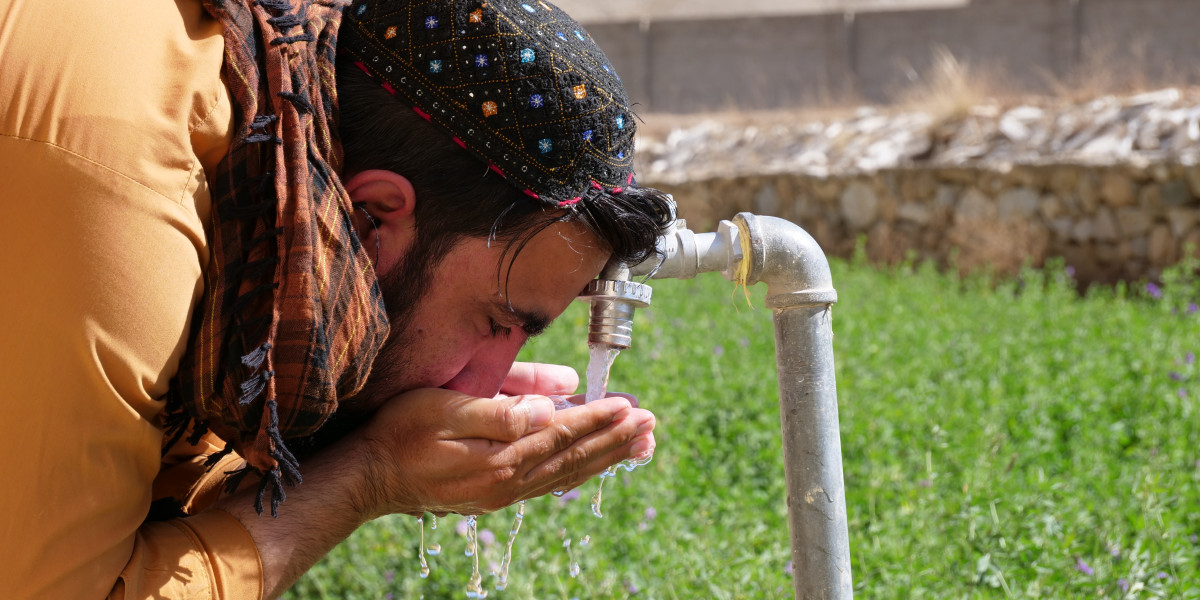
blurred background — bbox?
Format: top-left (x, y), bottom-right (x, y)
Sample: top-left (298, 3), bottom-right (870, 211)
top-left (556, 0), bottom-right (1199, 112)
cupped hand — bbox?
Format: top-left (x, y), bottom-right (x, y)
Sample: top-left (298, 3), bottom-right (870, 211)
top-left (356, 385), bottom-right (655, 518)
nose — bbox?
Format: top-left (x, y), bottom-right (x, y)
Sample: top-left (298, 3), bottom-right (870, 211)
top-left (440, 334), bottom-right (526, 398)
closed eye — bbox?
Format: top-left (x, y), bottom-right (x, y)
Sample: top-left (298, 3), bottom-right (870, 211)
top-left (489, 318), bottom-right (513, 339)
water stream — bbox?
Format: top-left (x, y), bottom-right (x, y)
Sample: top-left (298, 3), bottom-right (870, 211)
top-left (463, 515), bottom-right (487, 598)
top-left (417, 515), bottom-right (431, 578)
top-left (493, 500), bottom-right (525, 591)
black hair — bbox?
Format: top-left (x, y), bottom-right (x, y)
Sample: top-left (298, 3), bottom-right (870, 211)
top-left (335, 57), bottom-right (674, 277)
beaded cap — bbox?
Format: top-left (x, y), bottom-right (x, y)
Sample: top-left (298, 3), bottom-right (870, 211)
top-left (340, 0), bottom-right (637, 206)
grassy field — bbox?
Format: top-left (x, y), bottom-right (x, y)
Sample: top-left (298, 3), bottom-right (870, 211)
top-left (288, 253), bottom-right (1200, 599)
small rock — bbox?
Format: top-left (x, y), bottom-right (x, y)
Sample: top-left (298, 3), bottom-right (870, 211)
top-left (997, 187), bottom-right (1040, 220)
top-left (754, 184), bottom-right (779, 214)
top-left (1167, 209), bottom-right (1198, 237)
top-left (898, 203), bottom-right (931, 224)
top-left (1100, 171), bottom-right (1137, 207)
top-left (1148, 224), bottom-right (1177, 265)
top-left (1161, 180), bottom-right (1192, 207)
top-left (1049, 217), bottom-right (1074, 239)
top-left (1078, 173), bottom-right (1100, 213)
top-left (1116, 208), bottom-right (1153, 237)
top-left (1039, 194), bottom-right (1064, 220)
top-left (956, 188), bottom-right (995, 222)
top-left (1071, 218), bottom-right (1095, 242)
top-left (840, 181), bottom-right (879, 229)
top-left (1095, 208), bottom-right (1120, 241)
top-left (1186, 166), bottom-right (1200, 199)
top-left (1049, 168), bottom-right (1079, 195)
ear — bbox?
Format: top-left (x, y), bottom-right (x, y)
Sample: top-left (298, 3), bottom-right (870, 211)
top-left (345, 169), bottom-right (418, 276)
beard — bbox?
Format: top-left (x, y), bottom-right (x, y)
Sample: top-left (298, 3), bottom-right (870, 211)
top-left (349, 230), bottom-right (449, 410)
top-left (286, 231), bottom-right (447, 458)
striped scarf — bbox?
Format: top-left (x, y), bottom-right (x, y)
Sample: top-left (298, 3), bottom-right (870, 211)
top-left (164, 0), bottom-right (389, 516)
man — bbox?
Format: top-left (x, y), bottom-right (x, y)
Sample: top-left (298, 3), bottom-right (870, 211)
top-left (0, 0), bottom-right (670, 597)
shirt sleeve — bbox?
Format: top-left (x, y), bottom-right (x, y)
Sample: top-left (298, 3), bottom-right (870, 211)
top-left (110, 511), bottom-right (264, 600)
top-left (0, 0), bottom-right (259, 597)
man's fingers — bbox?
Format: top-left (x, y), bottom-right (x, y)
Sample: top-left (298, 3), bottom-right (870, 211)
top-left (500, 362), bottom-right (579, 397)
top-left (518, 405), bottom-right (652, 484)
top-left (524, 431), bottom-right (656, 500)
top-left (441, 394), bottom-right (556, 442)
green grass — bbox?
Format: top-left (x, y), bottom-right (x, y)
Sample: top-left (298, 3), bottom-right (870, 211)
top-left (288, 254), bottom-right (1200, 599)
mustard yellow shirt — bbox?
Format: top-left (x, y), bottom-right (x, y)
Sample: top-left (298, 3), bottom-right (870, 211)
top-left (0, 0), bottom-right (264, 596)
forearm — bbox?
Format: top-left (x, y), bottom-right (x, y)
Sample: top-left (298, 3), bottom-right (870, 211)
top-left (216, 436), bottom-right (377, 599)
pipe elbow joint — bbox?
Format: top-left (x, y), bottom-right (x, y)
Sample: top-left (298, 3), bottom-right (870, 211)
top-left (733, 213), bottom-right (838, 309)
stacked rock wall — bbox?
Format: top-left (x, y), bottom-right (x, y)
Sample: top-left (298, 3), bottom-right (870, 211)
top-left (637, 90), bottom-right (1200, 283)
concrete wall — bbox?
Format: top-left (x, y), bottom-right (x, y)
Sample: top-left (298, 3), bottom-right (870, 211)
top-left (584, 0), bottom-right (1200, 113)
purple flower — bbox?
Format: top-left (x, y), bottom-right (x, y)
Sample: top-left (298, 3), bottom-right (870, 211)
top-left (625, 580), bottom-right (639, 594)
top-left (1170, 371), bottom-right (1184, 381)
top-left (1147, 283), bottom-right (1163, 299)
top-left (385, 570), bottom-right (395, 583)
top-left (455, 519), bottom-right (470, 536)
top-left (784, 560), bottom-right (794, 576)
top-left (1188, 352), bottom-right (1196, 365)
top-left (643, 507), bottom-right (657, 521)
top-left (1157, 571), bottom-right (1169, 579)
top-left (1066, 265), bottom-right (1076, 277)
top-left (1075, 556), bottom-right (1094, 576)
top-left (1191, 534), bottom-right (1198, 544)
top-left (558, 488), bottom-right (582, 505)
top-left (1180, 388), bottom-right (1188, 399)
top-left (1189, 303), bottom-right (1199, 314)
top-left (479, 529), bottom-right (496, 546)
top-left (713, 344), bottom-right (724, 357)
top-left (1118, 578), bottom-right (1129, 593)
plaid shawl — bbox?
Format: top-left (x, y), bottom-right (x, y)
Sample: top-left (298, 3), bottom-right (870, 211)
top-left (164, 0), bottom-right (389, 516)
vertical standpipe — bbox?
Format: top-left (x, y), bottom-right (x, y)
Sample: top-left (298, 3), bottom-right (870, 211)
top-left (621, 212), bottom-right (854, 599)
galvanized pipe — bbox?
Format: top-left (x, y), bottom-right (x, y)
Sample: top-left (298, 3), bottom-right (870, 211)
top-left (619, 212), bottom-right (853, 599)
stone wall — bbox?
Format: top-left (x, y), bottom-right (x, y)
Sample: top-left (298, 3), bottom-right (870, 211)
top-left (636, 90), bottom-right (1200, 283)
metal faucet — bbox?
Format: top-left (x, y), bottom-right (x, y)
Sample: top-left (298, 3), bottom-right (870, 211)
top-left (578, 200), bottom-right (854, 599)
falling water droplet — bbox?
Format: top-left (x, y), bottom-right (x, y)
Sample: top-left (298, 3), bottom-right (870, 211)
top-left (494, 500), bottom-right (525, 591)
top-left (426, 543), bottom-right (441, 556)
top-left (590, 466), bottom-right (618, 518)
top-left (552, 490), bottom-right (566, 497)
top-left (561, 534), bottom-right (581, 578)
top-left (464, 516), bottom-right (488, 598)
top-left (464, 516), bottom-right (478, 557)
top-left (430, 515), bottom-right (438, 530)
top-left (580, 535), bottom-right (590, 546)
top-left (417, 515), bottom-right (430, 578)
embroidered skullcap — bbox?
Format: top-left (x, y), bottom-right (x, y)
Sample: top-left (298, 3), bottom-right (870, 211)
top-left (341, 0), bottom-right (637, 206)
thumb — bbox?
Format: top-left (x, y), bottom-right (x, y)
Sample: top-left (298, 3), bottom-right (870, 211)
top-left (443, 394), bottom-right (555, 442)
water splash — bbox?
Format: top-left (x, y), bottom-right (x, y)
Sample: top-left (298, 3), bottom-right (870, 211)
top-left (464, 516), bottom-right (488, 598)
top-left (494, 500), bottom-right (525, 591)
top-left (416, 515), bottom-right (430, 578)
top-left (585, 344), bottom-right (621, 403)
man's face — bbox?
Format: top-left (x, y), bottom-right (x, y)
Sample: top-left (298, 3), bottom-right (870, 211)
top-left (356, 219), bottom-right (610, 405)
